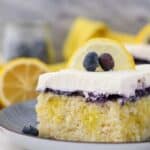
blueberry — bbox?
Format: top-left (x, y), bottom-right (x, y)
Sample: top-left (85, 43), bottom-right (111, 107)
top-left (98, 53), bottom-right (114, 71)
top-left (22, 125), bottom-right (39, 136)
top-left (5, 43), bottom-right (31, 60)
top-left (135, 89), bottom-right (145, 97)
top-left (31, 41), bottom-right (49, 63)
top-left (83, 52), bottom-right (99, 71)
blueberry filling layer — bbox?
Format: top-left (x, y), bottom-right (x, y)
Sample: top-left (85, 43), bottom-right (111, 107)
top-left (43, 87), bottom-right (150, 104)
top-left (134, 57), bottom-right (150, 64)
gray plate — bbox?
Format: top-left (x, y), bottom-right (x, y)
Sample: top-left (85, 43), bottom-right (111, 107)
top-left (0, 100), bottom-right (37, 134)
top-left (0, 100), bottom-right (149, 150)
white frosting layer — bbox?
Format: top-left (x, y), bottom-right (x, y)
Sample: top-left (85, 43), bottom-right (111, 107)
top-left (125, 44), bottom-right (150, 61)
top-left (37, 65), bottom-right (150, 97)
top-left (136, 64), bottom-right (150, 71)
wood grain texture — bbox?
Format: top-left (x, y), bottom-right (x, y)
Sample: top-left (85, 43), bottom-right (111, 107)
top-left (0, 0), bottom-right (149, 59)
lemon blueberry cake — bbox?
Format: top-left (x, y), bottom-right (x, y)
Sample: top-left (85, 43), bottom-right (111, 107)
top-left (36, 39), bottom-right (150, 142)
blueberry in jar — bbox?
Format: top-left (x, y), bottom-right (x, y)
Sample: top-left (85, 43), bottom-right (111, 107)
top-left (83, 52), bottom-right (99, 71)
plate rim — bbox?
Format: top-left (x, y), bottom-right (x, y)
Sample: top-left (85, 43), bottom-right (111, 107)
top-left (0, 125), bottom-right (150, 145)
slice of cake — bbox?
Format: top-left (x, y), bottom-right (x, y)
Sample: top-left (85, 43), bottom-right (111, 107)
top-left (36, 38), bottom-right (150, 142)
top-left (36, 67), bottom-right (150, 142)
top-left (125, 44), bottom-right (150, 64)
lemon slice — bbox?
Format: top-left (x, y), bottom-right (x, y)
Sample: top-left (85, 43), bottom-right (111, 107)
top-left (63, 17), bottom-right (108, 60)
top-left (0, 58), bottom-right (49, 106)
top-left (0, 99), bottom-right (4, 109)
top-left (48, 62), bottom-right (66, 71)
top-left (136, 24), bottom-right (150, 44)
top-left (0, 64), bottom-right (4, 108)
top-left (106, 31), bottom-right (136, 43)
top-left (68, 38), bottom-right (135, 71)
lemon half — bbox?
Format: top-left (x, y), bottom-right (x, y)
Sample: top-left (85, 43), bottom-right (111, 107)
top-left (0, 58), bottom-right (49, 106)
top-left (48, 62), bottom-right (67, 71)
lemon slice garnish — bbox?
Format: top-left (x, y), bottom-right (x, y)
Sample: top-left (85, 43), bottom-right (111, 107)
top-left (68, 38), bottom-right (135, 71)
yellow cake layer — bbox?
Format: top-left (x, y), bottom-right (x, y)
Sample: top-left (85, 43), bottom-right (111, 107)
top-left (36, 93), bottom-right (150, 142)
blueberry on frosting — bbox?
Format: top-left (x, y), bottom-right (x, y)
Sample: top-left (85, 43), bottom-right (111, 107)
top-left (98, 53), bottom-right (114, 71)
top-left (83, 52), bottom-right (99, 71)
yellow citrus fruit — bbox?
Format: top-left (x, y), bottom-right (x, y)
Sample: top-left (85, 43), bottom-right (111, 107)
top-left (136, 24), bottom-right (150, 44)
top-left (48, 62), bottom-right (66, 71)
top-left (68, 38), bottom-right (135, 71)
top-left (0, 64), bottom-right (5, 108)
top-left (0, 63), bottom-right (4, 73)
top-left (106, 31), bottom-right (136, 43)
top-left (63, 17), bottom-right (108, 60)
top-left (0, 58), bottom-right (49, 106)
top-left (0, 99), bottom-right (4, 109)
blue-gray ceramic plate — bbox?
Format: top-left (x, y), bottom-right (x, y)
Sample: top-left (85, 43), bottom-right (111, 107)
top-left (0, 100), bottom-right (149, 150)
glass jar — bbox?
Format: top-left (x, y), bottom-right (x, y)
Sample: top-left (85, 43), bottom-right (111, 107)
top-left (2, 22), bottom-right (55, 63)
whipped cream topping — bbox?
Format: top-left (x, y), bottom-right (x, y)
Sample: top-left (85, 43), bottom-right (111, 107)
top-left (125, 44), bottom-right (150, 61)
top-left (37, 65), bottom-right (150, 97)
